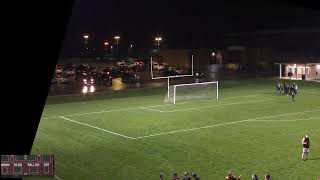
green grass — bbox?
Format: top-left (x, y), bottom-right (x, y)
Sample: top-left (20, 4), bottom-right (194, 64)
top-left (28, 78), bottom-right (320, 180)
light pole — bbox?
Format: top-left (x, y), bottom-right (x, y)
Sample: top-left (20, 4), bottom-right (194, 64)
top-left (83, 35), bottom-right (89, 44)
top-left (114, 36), bottom-right (120, 57)
top-left (211, 51), bottom-right (216, 64)
top-left (103, 42), bottom-right (109, 57)
top-left (155, 37), bottom-right (162, 53)
top-left (83, 35), bottom-right (89, 57)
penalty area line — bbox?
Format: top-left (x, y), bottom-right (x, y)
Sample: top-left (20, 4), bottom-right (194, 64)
top-left (58, 116), bottom-right (135, 140)
top-left (132, 109), bottom-right (320, 140)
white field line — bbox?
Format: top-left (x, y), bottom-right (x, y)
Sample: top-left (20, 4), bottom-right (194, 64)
top-left (139, 107), bottom-right (165, 112)
top-left (158, 99), bottom-right (272, 113)
top-left (54, 175), bottom-right (63, 180)
top-left (249, 117), bottom-right (320, 122)
top-left (41, 94), bottom-right (266, 119)
top-left (59, 116), bottom-right (135, 140)
top-left (132, 109), bottom-right (320, 139)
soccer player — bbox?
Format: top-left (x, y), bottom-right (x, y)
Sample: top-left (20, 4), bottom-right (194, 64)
top-left (264, 174), bottom-right (271, 180)
top-left (172, 173), bottom-right (180, 180)
top-left (192, 173), bottom-right (201, 180)
top-left (225, 171), bottom-right (241, 180)
top-left (182, 172), bottom-right (191, 180)
top-left (301, 134), bottom-right (310, 160)
top-left (160, 172), bottom-right (165, 180)
top-left (290, 84), bottom-right (296, 101)
top-left (276, 81), bottom-right (281, 93)
top-left (251, 174), bottom-right (259, 180)
top-left (283, 82), bottom-right (289, 95)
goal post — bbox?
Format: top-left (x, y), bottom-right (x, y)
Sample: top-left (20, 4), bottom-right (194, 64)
top-left (170, 81), bottom-right (219, 104)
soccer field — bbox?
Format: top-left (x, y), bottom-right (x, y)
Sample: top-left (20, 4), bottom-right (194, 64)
top-left (29, 78), bottom-right (320, 180)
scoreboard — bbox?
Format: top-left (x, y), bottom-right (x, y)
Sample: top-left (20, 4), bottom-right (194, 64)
top-left (1, 155), bottom-right (54, 177)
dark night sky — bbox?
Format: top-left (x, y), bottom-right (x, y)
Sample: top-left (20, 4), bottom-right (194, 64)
top-left (60, 0), bottom-right (320, 57)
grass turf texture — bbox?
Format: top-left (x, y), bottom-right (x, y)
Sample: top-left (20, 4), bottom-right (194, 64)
top-left (28, 78), bottom-right (320, 180)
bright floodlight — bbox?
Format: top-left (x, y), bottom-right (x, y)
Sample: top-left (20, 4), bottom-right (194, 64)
top-left (90, 86), bottom-right (95, 93)
top-left (114, 36), bottom-right (120, 39)
top-left (130, 44), bottom-right (133, 48)
top-left (82, 86), bottom-right (88, 94)
top-left (83, 35), bottom-right (89, 39)
top-left (155, 37), bottom-right (162, 41)
top-left (212, 52), bottom-right (215, 56)
top-left (104, 42), bottom-right (108, 45)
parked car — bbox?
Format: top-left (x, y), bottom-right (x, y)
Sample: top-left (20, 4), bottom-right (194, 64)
top-left (116, 60), bottom-right (126, 66)
top-left (99, 73), bottom-right (112, 86)
top-left (163, 68), bottom-right (178, 76)
top-left (65, 68), bottom-right (75, 75)
top-left (153, 62), bottom-right (165, 70)
top-left (55, 65), bottom-right (63, 73)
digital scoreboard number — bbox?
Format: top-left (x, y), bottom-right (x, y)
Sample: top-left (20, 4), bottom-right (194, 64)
top-left (1, 155), bottom-right (54, 177)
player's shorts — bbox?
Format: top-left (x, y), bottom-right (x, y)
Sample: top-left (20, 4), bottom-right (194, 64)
top-left (303, 148), bottom-right (310, 153)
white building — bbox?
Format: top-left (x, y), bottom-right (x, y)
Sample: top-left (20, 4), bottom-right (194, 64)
top-left (276, 63), bottom-right (320, 80)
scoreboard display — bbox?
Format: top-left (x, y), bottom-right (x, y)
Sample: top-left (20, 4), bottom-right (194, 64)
top-left (1, 155), bottom-right (54, 177)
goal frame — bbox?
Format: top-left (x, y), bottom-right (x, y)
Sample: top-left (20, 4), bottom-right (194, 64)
top-left (173, 81), bottom-right (219, 104)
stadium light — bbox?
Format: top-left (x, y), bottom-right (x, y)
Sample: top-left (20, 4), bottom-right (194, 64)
top-left (155, 37), bottom-right (162, 53)
top-left (114, 36), bottom-right (120, 45)
top-left (83, 35), bottom-right (89, 44)
top-left (82, 86), bottom-right (88, 94)
top-left (212, 52), bottom-right (215, 56)
top-left (104, 42), bottom-right (109, 46)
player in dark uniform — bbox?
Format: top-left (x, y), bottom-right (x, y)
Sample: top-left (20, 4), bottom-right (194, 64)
top-left (160, 172), bottom-right (165, 180)
top-left (301, 134), bottom-right (310, 160)
top-left (251, 174), bottom-right (258, 180)
top-left (172, 173), bottom-right (180, 180)
top-left (264, 174), bottom-right (271, 180)
top-left (289, 84), bottom-right (296, 101)
top-left (192, 173), bottom-right (201, 180)
top-left (283, 82), bottom-right (289, 95)
top-left (182, 172), bottom-right (191, 180)
top-left (276, 81), bottom-right (281, 93)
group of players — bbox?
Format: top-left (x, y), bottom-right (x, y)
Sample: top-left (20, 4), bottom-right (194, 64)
top-left (276, 81), bottom-right (298, 101)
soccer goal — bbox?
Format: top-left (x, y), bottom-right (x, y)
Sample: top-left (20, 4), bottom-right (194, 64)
top-left (164, 81), bottom-right (219, 104)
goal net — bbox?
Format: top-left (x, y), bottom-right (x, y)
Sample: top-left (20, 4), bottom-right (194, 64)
top-left (164, 81), bottom-right (219, 104)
